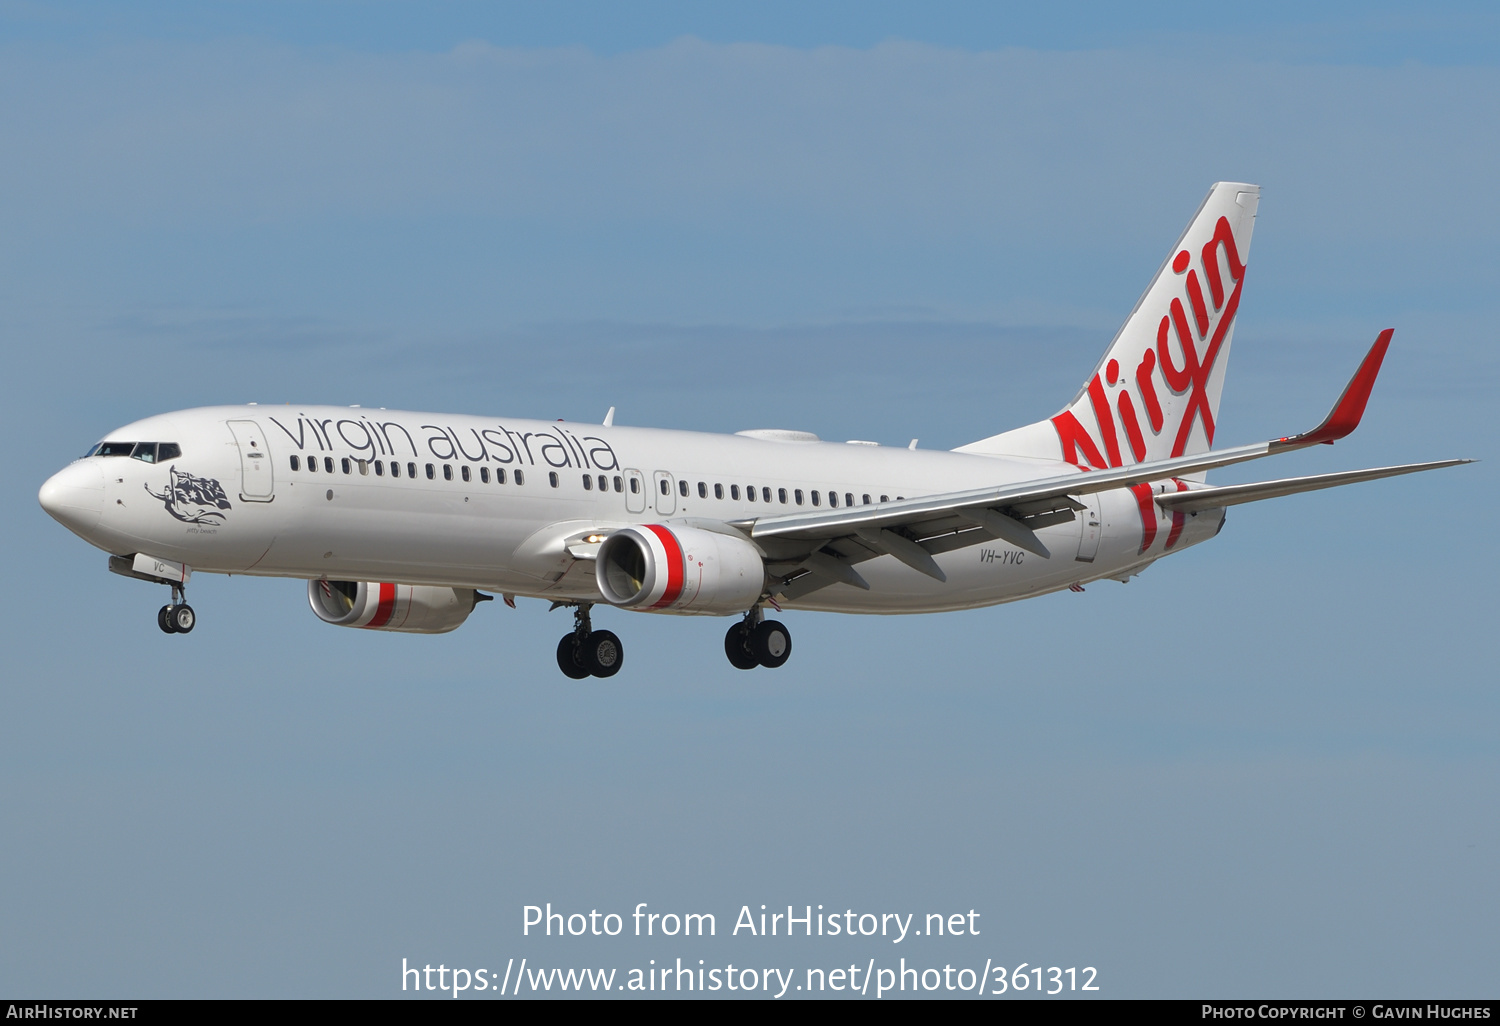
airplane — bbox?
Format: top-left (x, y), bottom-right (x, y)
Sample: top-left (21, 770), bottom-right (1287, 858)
top-left (38, 182), bottom-right (1471, 679)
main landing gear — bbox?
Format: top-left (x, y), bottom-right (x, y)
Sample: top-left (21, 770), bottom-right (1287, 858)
top-left (555, 603), bottom-right (623, 680)
top-left (724, 608), bottom-right (791, 671)
top-left (156, 582), bottom-right (196, 635)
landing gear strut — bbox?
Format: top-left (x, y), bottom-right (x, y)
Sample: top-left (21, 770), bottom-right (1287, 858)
top-left (724, 606), bottom-right (791, 670)
top-left (555, 603), bottom-right (623, 679)
top-left (156, 582), bottom-right (195, 635)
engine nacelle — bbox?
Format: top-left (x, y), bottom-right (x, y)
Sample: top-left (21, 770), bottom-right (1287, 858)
top-left (308, 579), bottom-right (479, 634)
top-left (596, 525), bottom-right (765, 615)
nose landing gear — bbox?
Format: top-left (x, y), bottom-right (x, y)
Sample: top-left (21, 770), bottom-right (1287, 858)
top-left (724, 607), bottom-right (791, 670)
top-left (156, 583), bottom-right (195, 634)
top-left (554, 603), bottom-right (623, 679)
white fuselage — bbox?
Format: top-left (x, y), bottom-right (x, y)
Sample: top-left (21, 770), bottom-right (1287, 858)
top-left (43, 405), bottom-right (1224, 615)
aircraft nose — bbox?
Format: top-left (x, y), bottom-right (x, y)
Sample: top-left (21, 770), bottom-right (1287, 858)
top-left (39, 460), bottom-right (105, 535)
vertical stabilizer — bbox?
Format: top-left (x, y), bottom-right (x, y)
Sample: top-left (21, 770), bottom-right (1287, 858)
top-left (957, 182), bottom-right (1260, 468)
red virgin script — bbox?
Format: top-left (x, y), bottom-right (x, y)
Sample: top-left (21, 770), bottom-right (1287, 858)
top-left (1052, 215), bottom-right (1245, 553)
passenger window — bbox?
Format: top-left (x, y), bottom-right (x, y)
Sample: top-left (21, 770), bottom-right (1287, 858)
top-left (583, 475), bottom-right (593, 490)
top-left (290, 455), bottom-right (300, 471)
top-left (308, 457), bottom-right (317, 472)
top-left (731, 484), bottom-right (740, 500)
top-left (425, 463), bottom-right (435, 480)
top-left (359, 460), bottom-right (369, 475)
top-left (408, 462), bottom-right (417, 478)
top-left (714, 483), bottom-right (723, 499)
top-left (480, 467), bottom-right (489, 483)
top-left (131, 442), bottom-right (157, 463)
top-left (778, 488), bottom-right (787, 504)
top-left (794, 489), bottom-right (803, 504)
top-left (457, 465), bottom-right (467, 482)
top-left (549, 472), bottom-right (559, 487)
top-left (862, 494), bottom-right (871, 505)
top-left (515, 470), bottom-right (525, 485)
top-left (157, 443), bottom-right (181, 461)
top-left (497, 468), bottom-right (507, 484)
top-left (829, 492), bottom-right (839, 508)
top-left (390, 461), bottom-right (400, 478)
top-left (612, 475), bottom-right (622, 492)
top-left (762, 487), bottom-right (771, 503)
top-left (660, 479), bottom-right (669, 495)
top-left (627, 476), bottom-right (637, 494)
top-left (375, 460), bottom-right (384, 476)
top-left (324, 457), bottom-right (334, 473)
top-left (697, 481), bottom-right (707, 498)
top-left (679, 479), bottom-right (689, 497)
top-left (442, 464), bottom-right (452, 481)
top-left (880, 494), bottom-right (889, 503)
top-left (811, 490), bottom-right (820, 506)
top-left (746, 486), bottom-right (755, 502)
top-left (341, 458), bottom-right (351, 474)
top-left (846, 493), bottom-right (854, 507)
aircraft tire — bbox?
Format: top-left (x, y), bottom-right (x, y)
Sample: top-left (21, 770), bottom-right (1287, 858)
top-left (158, 605), bottom-right (178, 634)
top-left (750, 620), bottom-right (791, 669)
top-left (724, 623), bottom-right (759, 670)
top-left (556, 634), bottom-right (591, 680)
top-left (583, 630), bottom-right (624, 678)
top-left (170, 604), bottom-right (196, 634)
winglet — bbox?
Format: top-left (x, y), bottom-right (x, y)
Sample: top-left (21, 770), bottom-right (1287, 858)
top-left (1274, 329), bottom-right (1393, 449)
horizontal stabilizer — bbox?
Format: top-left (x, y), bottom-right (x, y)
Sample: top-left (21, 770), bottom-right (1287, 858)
top-left (1153, 459), bottom-right (1473, 514)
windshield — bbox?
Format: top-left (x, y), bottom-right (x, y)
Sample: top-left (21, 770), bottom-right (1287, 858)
top-left (88, 441), bottom-right (183, 461)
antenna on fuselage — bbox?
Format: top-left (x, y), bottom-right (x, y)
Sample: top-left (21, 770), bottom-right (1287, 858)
top-left (603, 407), bottom-right (616, 427)
top-left (908, 438), bottom-right (918, 450)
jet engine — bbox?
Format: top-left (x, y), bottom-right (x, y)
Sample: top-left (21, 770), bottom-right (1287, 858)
top-left (307, 579), bottom-right (480, 634)
top-left (596, 525), bottom-right (765, 615)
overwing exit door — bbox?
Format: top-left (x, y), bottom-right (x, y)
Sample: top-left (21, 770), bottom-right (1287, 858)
top-left (652, 471), bottom-right (676, 516)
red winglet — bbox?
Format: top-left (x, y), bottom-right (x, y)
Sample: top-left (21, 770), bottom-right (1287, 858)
top-left (1277, 329), bottom-right (1393, 448)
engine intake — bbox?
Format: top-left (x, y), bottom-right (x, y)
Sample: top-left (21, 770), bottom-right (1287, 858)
top-left (308, 580), bottom-right (479, 634)
top-left (596, 525), bottom-right (765, 615)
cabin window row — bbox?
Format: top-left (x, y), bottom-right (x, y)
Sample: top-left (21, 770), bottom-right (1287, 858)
top-left (288, 455), bottom-right (528, 486)
top-left (287, 455), bottom-right (901, 505)
top-left (675, 479), bottom-right (898, 505)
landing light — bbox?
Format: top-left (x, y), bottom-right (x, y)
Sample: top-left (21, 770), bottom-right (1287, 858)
top-left (585, 534), bottom-right (607, 544)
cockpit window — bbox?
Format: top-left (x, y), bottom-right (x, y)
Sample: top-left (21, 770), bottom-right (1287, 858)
top-left (89, 441), bottom-right (183, 461)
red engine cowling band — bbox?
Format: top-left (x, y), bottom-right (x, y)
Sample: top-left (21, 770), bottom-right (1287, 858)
top-left (307, 580), bottom-right (478, 634)
top-left (595, 524), bottom-right (765, 615)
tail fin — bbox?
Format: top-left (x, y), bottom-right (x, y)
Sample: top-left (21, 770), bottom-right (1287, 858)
top-left (957, 182), bottom-right (1260, 467)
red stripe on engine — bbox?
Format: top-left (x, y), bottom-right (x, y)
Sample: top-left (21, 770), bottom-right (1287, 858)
top-left (366, 582), bottom-right (397, 628)
top-left (644, 525), bottom-right (685, 608)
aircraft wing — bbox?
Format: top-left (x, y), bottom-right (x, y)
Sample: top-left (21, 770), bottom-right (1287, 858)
top-left (1151, 460), bottom-right (1471, 514)
top-left (747, 330), bottom-right (1470, 594)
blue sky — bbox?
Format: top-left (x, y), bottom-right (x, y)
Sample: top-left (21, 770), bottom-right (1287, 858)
top-left (1, 3), bottom-right (1495, 999)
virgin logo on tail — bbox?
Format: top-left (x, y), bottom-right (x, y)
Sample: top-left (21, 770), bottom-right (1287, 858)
top-left (1052, 215), bottom-right (1247, 471)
